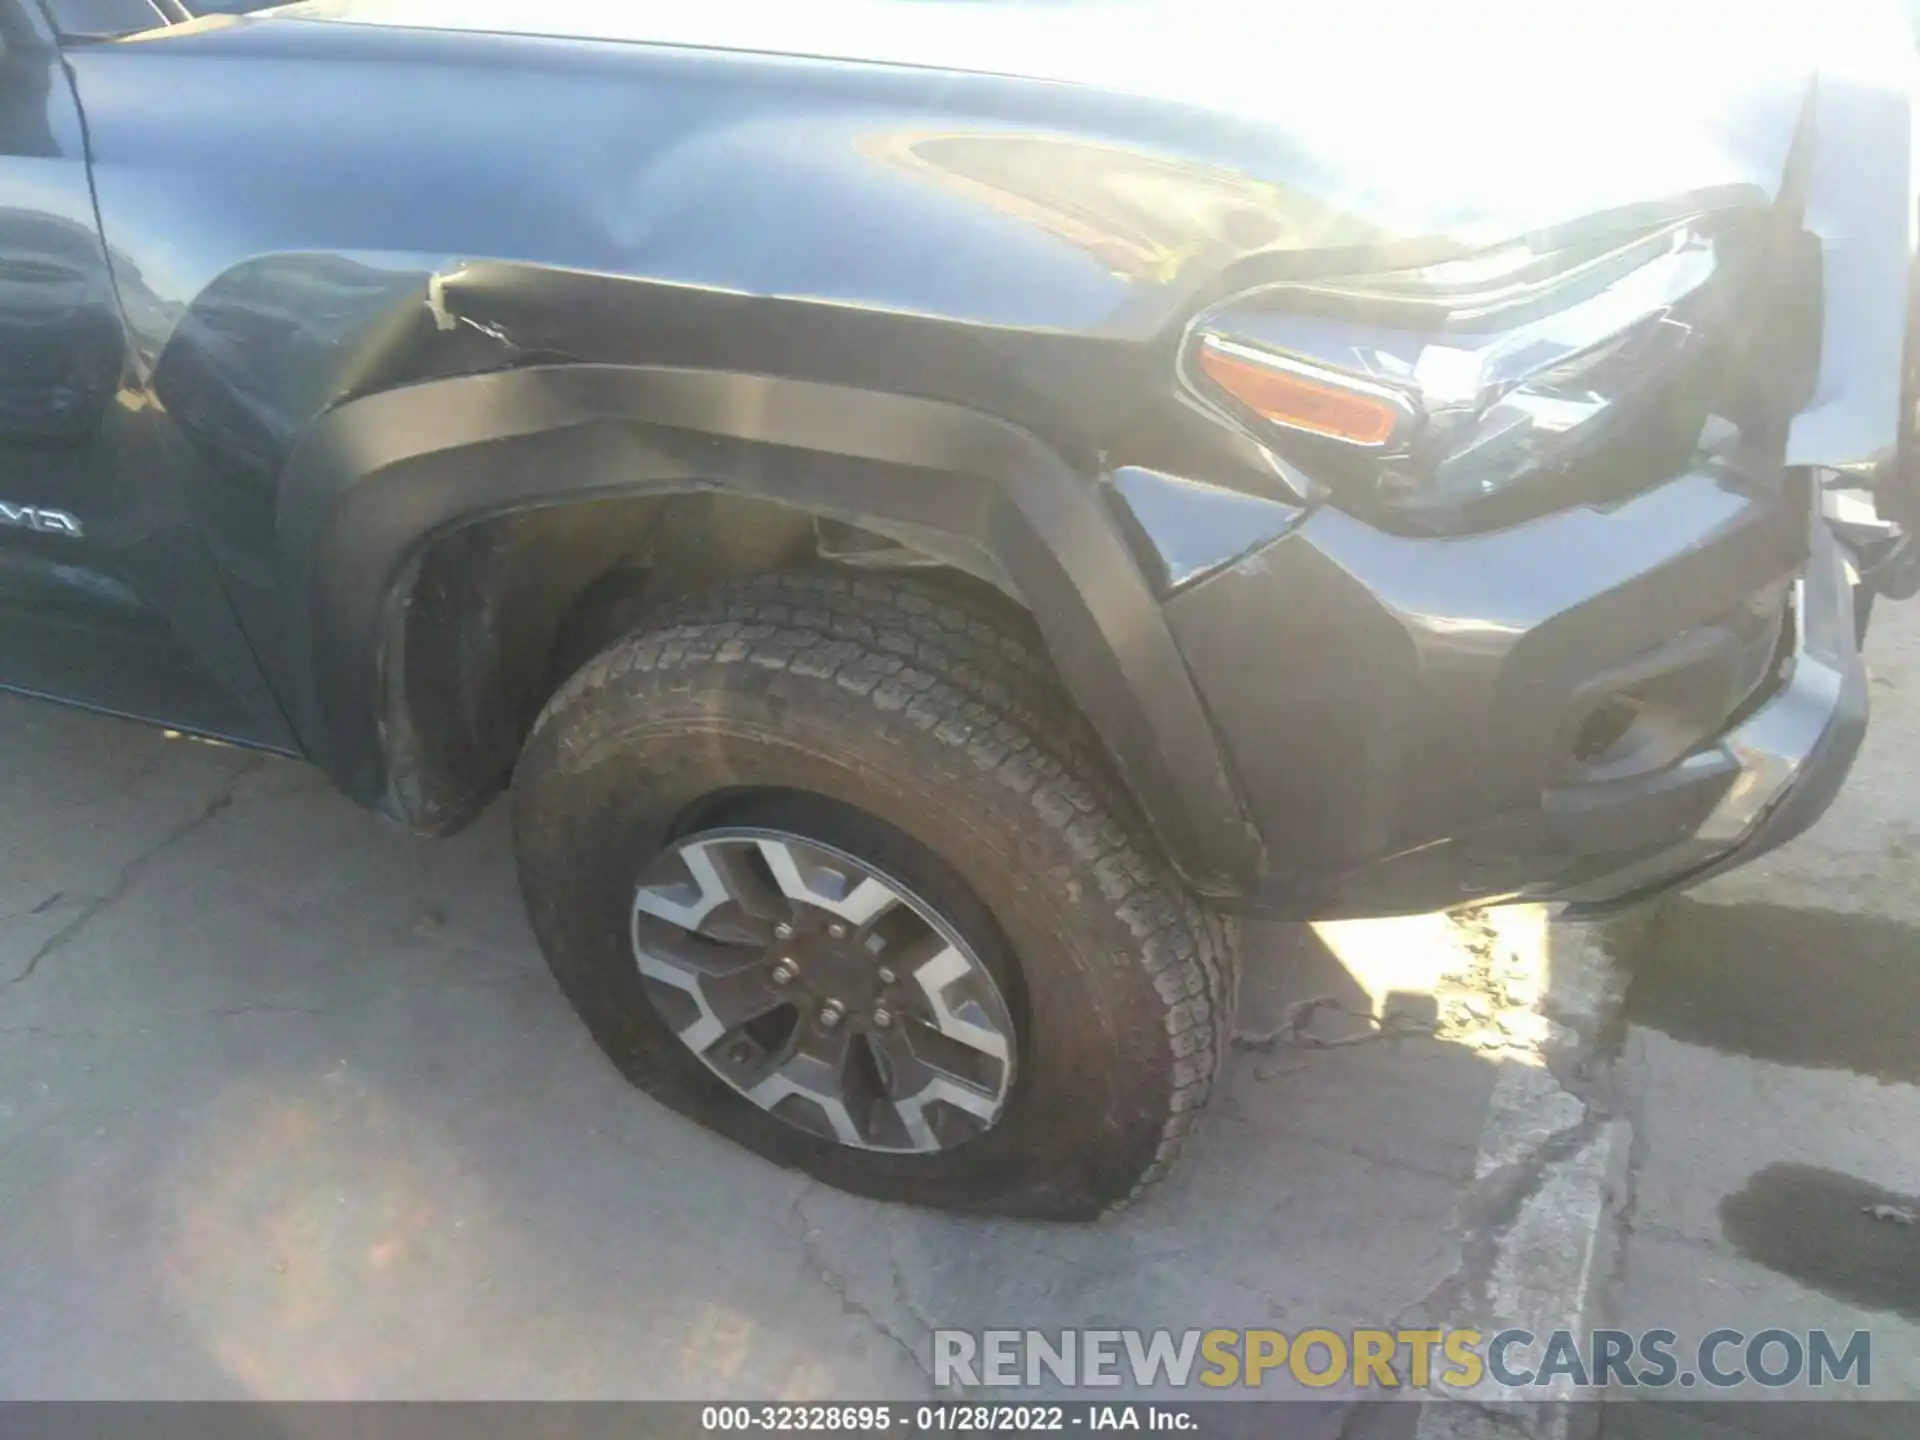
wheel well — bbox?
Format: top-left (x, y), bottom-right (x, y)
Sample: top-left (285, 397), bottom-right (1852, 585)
top-left (380, 492), bottom-right (1030, 833)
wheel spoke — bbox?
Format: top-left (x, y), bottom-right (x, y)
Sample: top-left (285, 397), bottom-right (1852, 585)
top-left (632, 841), bottom-right (735, 931)
top-left (869, 1020), bottom-right (1002, 1151)
top-left (744, 1022), bottom-right (864, 1146)
top-left (891, 933), bottom-right (1011, 1062)
top-left (755, 837), bottom-right (899, 928)
top-left (838, 1033), bottom-right (895, 1149)
top-left (701, 842), bottom-right (792, 925)
top-left (634, 837), bottom-right (795, 945)
top-left (632, 923), bottom-right (787, 1054)
top-left (699, 960), bottom-right (791, 1032)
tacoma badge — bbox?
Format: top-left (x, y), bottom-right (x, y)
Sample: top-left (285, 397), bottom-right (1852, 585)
top-left (0, 502), bottom-right (83, 538)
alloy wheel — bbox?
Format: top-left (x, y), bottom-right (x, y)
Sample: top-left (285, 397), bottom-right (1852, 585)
top-left (629, 827), bottom-right (1016, 1152)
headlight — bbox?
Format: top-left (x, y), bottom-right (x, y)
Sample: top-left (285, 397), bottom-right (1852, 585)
top-left (1183, 220), bottom-right (1736, 528)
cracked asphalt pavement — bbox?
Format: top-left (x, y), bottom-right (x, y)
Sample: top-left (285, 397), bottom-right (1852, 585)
top-left (0, 691), bottom-right (1506, 1410)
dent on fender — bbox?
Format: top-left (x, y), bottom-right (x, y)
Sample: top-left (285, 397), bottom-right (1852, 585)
top-left (1105, 467), bottom-right (1302, 595)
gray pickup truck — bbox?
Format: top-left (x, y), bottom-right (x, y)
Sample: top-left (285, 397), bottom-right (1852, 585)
top-left (1, 0), bottom-right (1913, 1215)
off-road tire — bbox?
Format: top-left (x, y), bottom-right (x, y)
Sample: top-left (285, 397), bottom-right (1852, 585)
top-left (511, 572), bottom-right (1239, 1218)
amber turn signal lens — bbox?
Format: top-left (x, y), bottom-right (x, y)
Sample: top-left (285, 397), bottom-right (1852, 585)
top-left (1195, 338), bottom-right (1409, 448)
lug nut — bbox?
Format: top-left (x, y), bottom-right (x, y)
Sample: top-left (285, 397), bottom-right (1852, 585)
top-left (818, 999), bottom-right (846, 1028)
top-left (877, 966), bottom-right (897, 985)
top-left (828, 922), bottom-right (848, 940)
top-left (872, 1007), bottom-right (893, 1029)
top-left (773, 922), bottom-right (795, 941)
top-left (771, 959), bottom-right (797, 985)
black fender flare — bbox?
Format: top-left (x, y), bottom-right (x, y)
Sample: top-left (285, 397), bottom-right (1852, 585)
top-left (276, 363), bottom-right (1266, 892)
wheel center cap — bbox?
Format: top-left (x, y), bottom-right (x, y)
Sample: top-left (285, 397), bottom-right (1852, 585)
top-left (781, 932), bottom-right (880, 1008)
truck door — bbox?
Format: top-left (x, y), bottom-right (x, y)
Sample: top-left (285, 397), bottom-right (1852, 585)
top-left (0, 1), bottom-right (291, 748)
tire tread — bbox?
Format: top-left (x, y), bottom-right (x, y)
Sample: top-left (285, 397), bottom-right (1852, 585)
top-left (528, 571), bottom-right (1237, 1211)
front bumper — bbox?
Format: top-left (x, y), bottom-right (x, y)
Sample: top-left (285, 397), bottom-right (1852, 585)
top-left (1553, 512), bottom-right (1866, 911)
top-left (1162, 466), bottom-right (1867, 918)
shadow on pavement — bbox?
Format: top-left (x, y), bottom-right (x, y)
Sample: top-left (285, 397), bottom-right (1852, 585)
top-left (1624, 898), bottom-right (1920, 1084)
top-left (1719, 1163), bottom-right (1920, 1323)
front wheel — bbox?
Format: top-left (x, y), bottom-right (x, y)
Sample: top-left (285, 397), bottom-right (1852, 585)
top-left (510, 574), bottom-right (1238, 1218)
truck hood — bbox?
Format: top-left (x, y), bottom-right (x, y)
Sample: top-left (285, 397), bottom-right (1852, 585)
top-left (268, 0), bottom-right (1903, 245)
